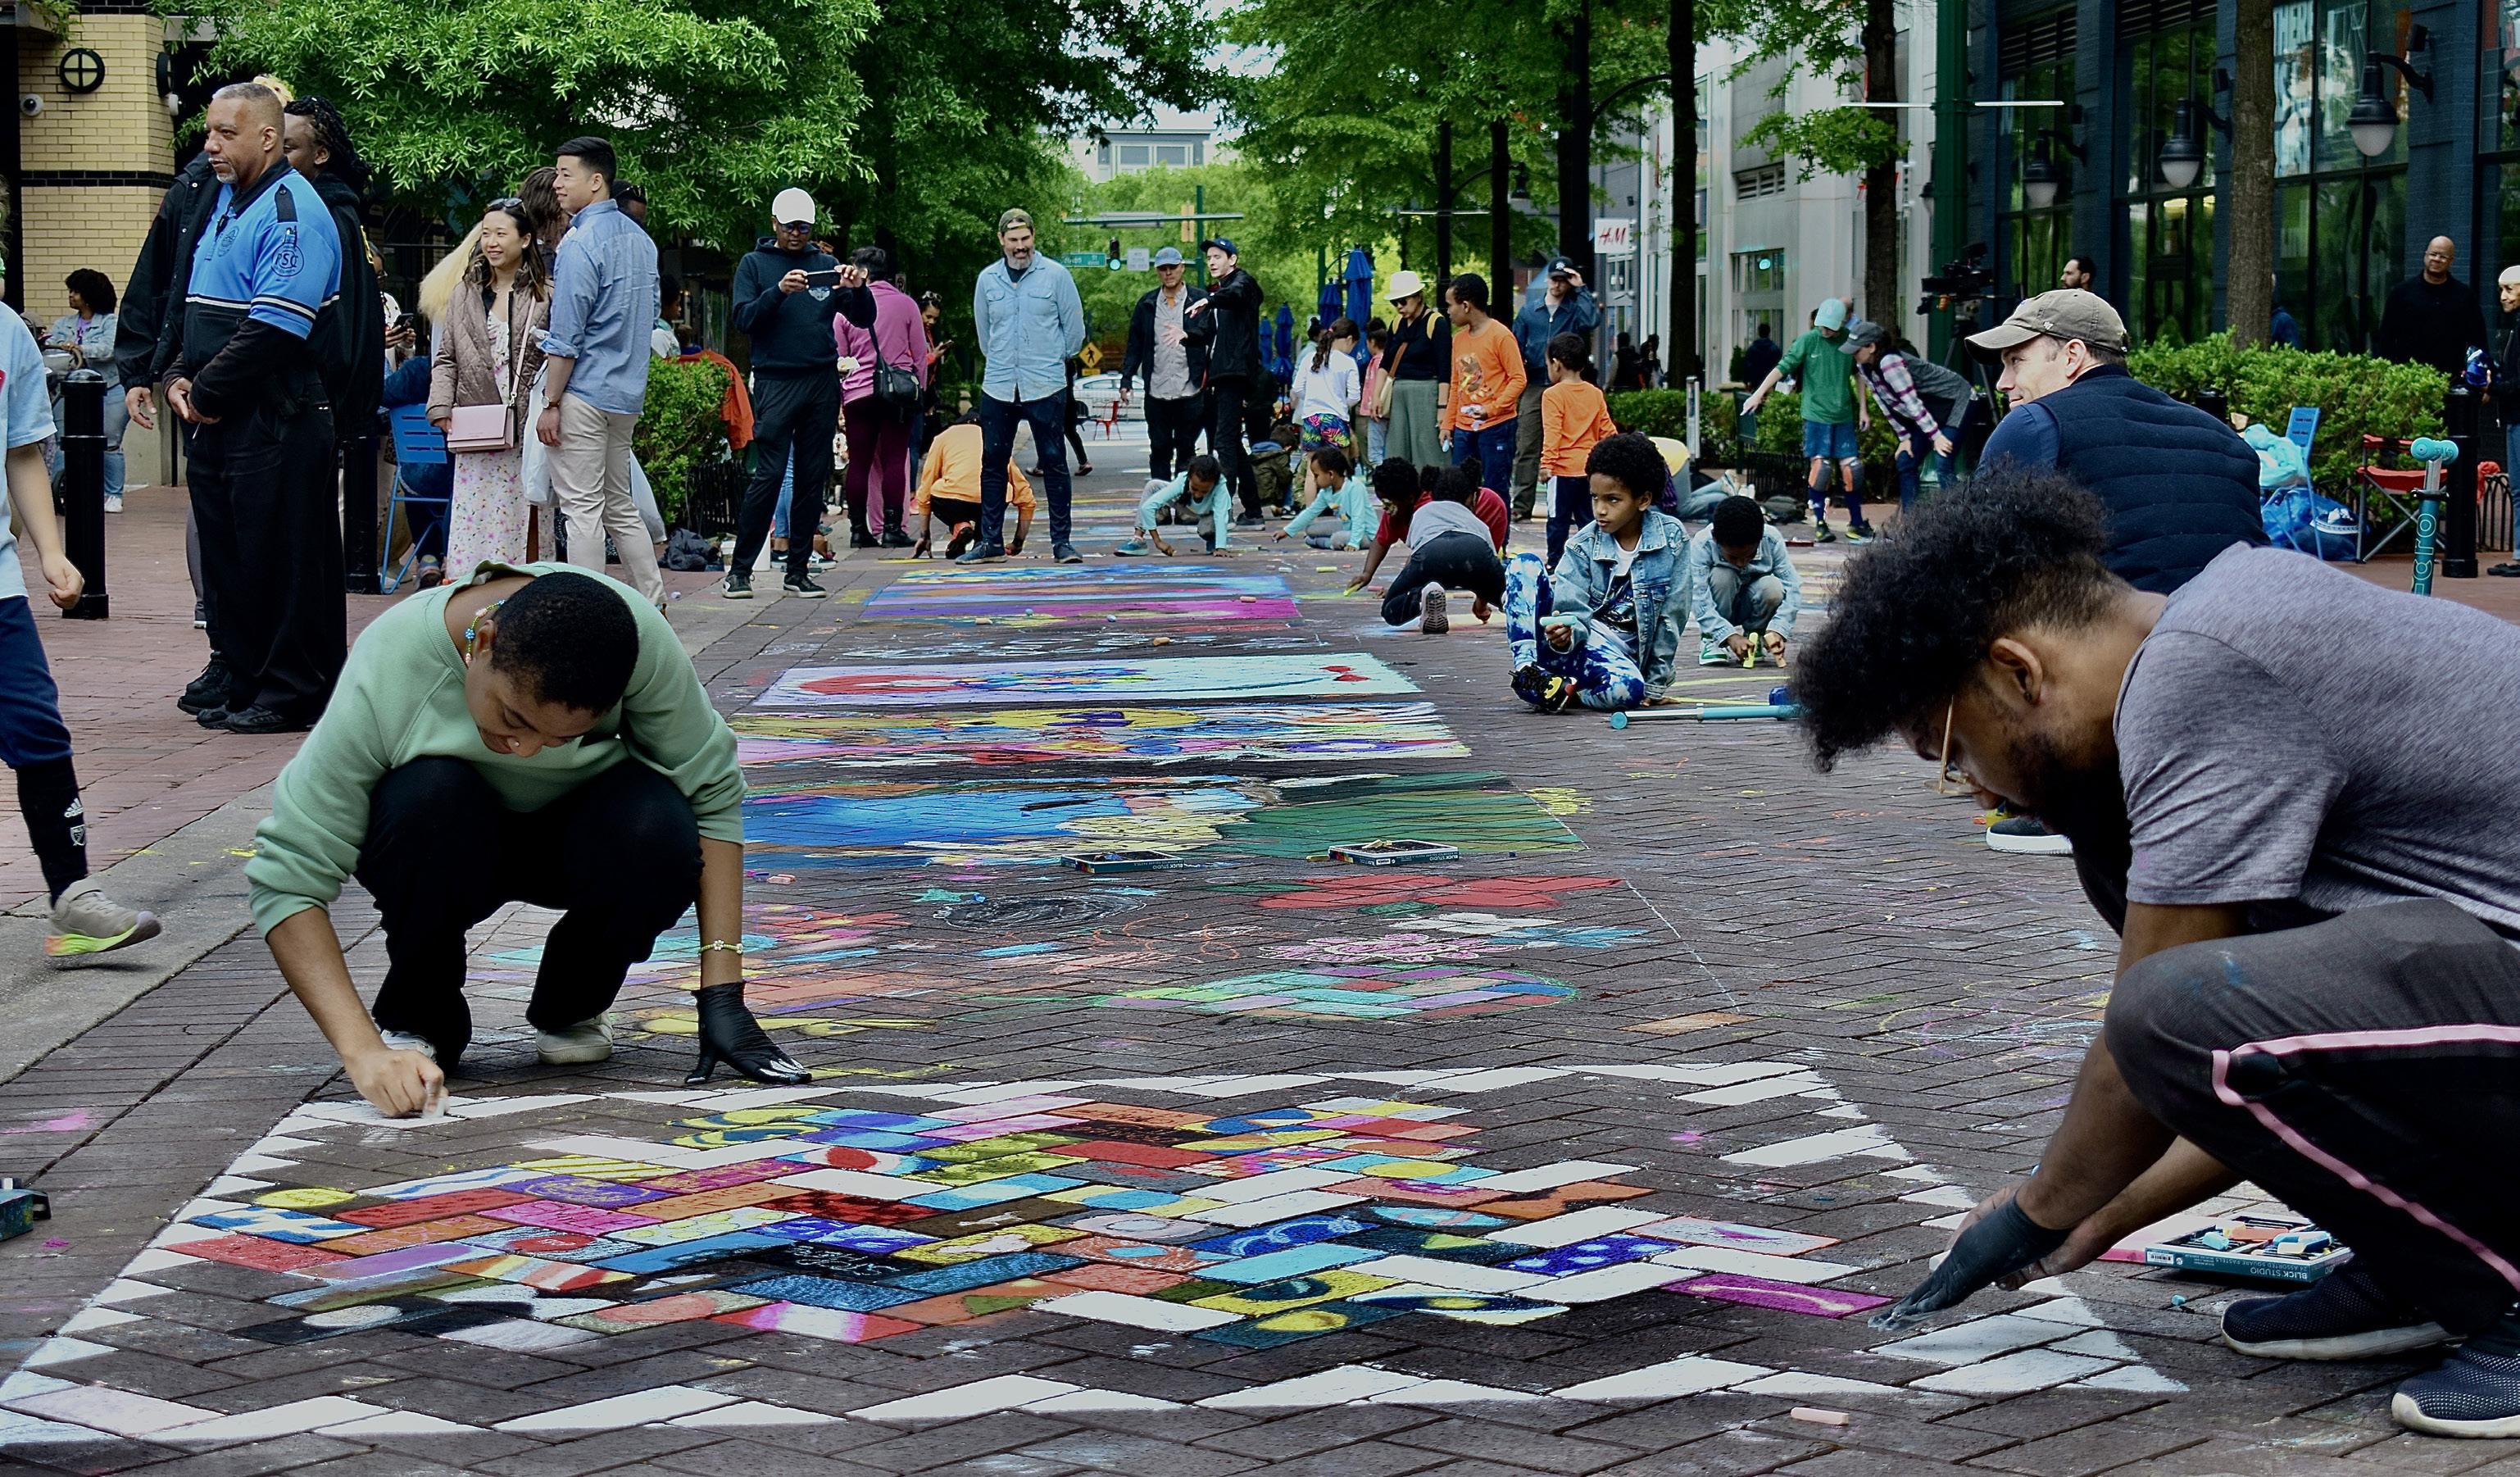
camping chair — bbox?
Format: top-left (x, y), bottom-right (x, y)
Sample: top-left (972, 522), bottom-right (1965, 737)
top-left (2352, 434), bottom-right (2427, 561)
top-left (381, 404), bottom-right (450, 593)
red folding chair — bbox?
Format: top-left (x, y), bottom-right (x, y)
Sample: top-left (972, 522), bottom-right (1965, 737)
top-left (2353, 434), bottom-right (2428, 561)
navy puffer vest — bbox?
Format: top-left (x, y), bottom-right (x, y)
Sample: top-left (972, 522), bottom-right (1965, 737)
top-left (2044, 366), bottom-right (2267, 592)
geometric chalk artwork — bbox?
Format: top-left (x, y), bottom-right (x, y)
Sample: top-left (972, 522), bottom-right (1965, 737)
top-left (864, 564), bottom-right (1300, 627)
top-left (1088, 963), bottom-right (1578, 1019)
top-left (739, 772), bottom-right (1582, 869)
top-left (730, 702), bottom-right (1469, 768)
top-left (755, 654), bottom-right (1416, 708)
top-left (12, 1063), bottom-right (2181, 1447)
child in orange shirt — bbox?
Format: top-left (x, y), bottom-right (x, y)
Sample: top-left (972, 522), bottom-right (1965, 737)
top-left (911, 414), bottom-right (1034, 559)
top-left (1541, 333), bottom-right (1620, 565)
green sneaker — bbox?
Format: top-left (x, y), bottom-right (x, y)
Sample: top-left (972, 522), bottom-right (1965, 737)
top-left (46, 880), bottom-right (161, 958)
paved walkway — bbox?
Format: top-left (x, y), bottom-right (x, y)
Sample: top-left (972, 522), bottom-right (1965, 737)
top-left (0, 445), bottom-right (2507, 1475)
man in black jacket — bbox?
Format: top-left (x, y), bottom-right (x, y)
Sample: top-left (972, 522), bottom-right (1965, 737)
top-left (1119, 246), bottom-right (1207, 483)
top-left (2377, 237), bottom-right (2488, 378)
top-left (282, 98), bottom-right (386, 438)
top-left (119, 150), bottom-right (223, 698)
top-left (163, 83), bottom-right (347, 735)
top-left (724, 188), bottom-right (873, 598)
top-left (1185, 238), bottom-right (1264, 523)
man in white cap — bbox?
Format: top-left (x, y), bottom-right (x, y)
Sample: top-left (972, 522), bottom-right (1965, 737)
top-left (1120, 245), bottom-right (1208, 484)
top-left (1378, 269), bottom-right (1449, 466)
top-left (1960, 285), bottom-right (2263, 859)
top-left (721, 188), bottom-right (872, 599)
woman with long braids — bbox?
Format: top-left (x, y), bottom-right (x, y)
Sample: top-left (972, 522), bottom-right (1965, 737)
top-left (428, 199), bottom-right (550, 577)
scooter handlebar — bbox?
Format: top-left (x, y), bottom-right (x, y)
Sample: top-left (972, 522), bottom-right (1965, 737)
top-left (2410, 436), bottom-right (2459, 465)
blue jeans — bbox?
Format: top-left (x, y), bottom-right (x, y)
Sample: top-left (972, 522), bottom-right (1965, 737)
top-left (1451, 420), bottom-right (1516, 500)
top-left (1504, 552), bottom-right (1646, 712)
top-left (1802, 419), bottom-right (1866, 527)
top-left (1800, 419), bottom-right (1859, 461)
top-left (1364, 416), bottom-right (1389, 467)
top-left (979, 391), bottom-right (1072, 549)
top-left (1896, 430), bottom-right (1955, 511)
top-left (1545, 475), bottom-right (1590, 568)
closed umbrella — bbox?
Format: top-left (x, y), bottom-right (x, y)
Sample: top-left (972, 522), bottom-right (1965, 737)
top-left (1342, 247), bottom-right (1374, 327)
top-left (1314, 279), bottom-right (1340, 335)
top-left (1269, 303), bottom-right (1296, 384)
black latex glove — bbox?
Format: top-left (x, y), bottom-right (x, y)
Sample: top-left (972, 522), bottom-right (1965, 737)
top-left (1870, 1196), bottom-right (2073, 1331)
top-left (688, 982), bottom-right (809, 1086)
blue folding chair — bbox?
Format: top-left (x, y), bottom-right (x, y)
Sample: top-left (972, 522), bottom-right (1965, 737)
top-left (382, 403), bottom-right (450, 593)
top-left (2285, 405), bottom-right (2320, 474)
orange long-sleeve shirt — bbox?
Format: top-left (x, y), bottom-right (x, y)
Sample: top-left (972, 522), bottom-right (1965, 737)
top-left (911, 423), bottom-right (1033, 516)
top-left (1541, 378), bottom-right (1619, 476)
top-left (1441, 318), bottom-right (1527, 436)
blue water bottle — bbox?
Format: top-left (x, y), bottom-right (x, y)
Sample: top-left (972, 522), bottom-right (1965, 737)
top-left (2466, 347), bottom-right (2492, 389)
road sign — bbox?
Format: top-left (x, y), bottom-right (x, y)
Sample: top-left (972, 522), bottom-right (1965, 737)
top-left (1127, 247), bottom-right (1150, 272)
top-left (1078, 343), bottom-right (1105, 373)
top-left (1059, 252), bottom-right (1103, 269)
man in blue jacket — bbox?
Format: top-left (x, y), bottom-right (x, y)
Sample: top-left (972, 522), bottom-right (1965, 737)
top-left (1509, 258), bottom-right (1599, 517)
top-left (165, 81), bottom-right (345, 736)
top-left (723, 188), bottom-right (872, 598)
top-left (968, 207), bottom-right (1085, 564)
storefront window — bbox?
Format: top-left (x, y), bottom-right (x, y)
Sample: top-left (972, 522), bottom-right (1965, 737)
top-left (2120, 16), bottom-right (2218, 344)
top-left (1996, 9), bottom-right (2076, 302)
top-left (2273, 0), bottom-right (2409, 352)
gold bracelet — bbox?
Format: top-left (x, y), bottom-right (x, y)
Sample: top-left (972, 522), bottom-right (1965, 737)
top-left (697, 940), bottom-right (744, 955)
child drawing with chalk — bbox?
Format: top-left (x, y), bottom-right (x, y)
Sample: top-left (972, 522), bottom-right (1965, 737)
top-left (1279, 445), bottom-right (1376, 550)
top-left (1687, 493), bottom-right (1803, 666)
top-left (1505, 432), bottom-right (1686, 713)
top-left (1115, 454), bottom-right (1230, 557)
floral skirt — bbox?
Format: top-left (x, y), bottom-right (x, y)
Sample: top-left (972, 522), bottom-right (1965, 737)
top-left (445, 446), bottom-right (529, 579)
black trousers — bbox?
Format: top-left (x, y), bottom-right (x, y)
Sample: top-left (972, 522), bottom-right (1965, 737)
top-left (1210, 377), bottom-right (1256, 516)
top-left (185, 395), bottom-right (343, 720)
top-left (353, 757), bottom-right (702, 1064)
top-left (1145, 394), bottom-right (1206, 481)
top-left (1378, 531), bottom-right (1506, 625)
top-left (733, 370), bottom-right (839, 580)
top-left (2109, 899), bottom-right (2520, 1334)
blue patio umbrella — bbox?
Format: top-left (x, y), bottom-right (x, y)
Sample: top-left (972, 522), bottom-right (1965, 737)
top-left (1315, 278), bottom-right (1341, 329)
top-left (1269, 303), bottom-right (1296, 384)
top-left (1342, 247), bottom-right (1374, 328)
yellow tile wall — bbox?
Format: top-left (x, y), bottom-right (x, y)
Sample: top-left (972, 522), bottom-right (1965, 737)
top-left (15, 14), bottom-right (178, 302)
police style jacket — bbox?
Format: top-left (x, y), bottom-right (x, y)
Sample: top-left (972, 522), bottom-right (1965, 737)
top-left (175, 161), bottom-right (343, 421)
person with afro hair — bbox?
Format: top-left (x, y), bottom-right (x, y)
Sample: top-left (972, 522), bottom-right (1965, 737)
top-left (1792, 467), bottom-right (2520, 1442)
top-left (1504, 431), bottom-right (1687, 712)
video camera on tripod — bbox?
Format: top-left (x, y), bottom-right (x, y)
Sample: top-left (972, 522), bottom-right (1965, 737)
top-left (1918, 243), bottom-right (1993, 325)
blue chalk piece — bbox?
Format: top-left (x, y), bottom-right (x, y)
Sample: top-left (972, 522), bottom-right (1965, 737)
top-left (1769, 685), bottom-right (1791, 706)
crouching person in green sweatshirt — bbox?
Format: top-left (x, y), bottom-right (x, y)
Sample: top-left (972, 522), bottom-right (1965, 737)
top-left (247, 564), bottom-right (806, 1117)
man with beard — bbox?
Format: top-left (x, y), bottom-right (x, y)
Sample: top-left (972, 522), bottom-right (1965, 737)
top-left (1791, 468), bottom-right (2520, 1441)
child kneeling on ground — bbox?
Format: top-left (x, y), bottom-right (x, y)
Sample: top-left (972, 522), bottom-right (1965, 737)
top-left (1375, 462), bottom-right (1508, 633)
top-left (1119, 454), bottom-right (1229, 557)
top-left (1279, 445), bottom-right (1376, 550)
top-left (1507, 431), bottom-right (1685, 713)
top-left (1688, 494), bottom-right (1804, 666)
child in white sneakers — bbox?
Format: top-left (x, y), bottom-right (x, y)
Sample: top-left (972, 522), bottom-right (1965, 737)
top-left (1279, 446), bottom-right (1376, 551)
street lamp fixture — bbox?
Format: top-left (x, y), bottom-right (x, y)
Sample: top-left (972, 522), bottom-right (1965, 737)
top-left (2023, 138), bottom-right (2063, 209)
top-left (2350, 29), bottom-right (2432, 158)
top-left (1510, 166), bottom-right (1532, 207)
top-left (2159, 104), bottom-right (2205, 189)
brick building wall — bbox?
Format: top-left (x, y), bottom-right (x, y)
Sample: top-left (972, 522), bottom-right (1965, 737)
top-left (17, 9), bottom-right (179, 482)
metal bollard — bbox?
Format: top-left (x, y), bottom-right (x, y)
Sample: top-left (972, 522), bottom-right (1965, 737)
top-left (58, 370), bottom-right (107, 619)
top-left (342, 429), bottom-right (379, 594)
top-left (2444, 384), bottom-right (2479, 579)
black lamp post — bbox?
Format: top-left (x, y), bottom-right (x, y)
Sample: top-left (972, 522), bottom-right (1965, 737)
top-left (2350, 30), bottom-right (2434, 158)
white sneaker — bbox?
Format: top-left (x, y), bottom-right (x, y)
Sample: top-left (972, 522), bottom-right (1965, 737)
top-left (103, 493), bottom-right (124, 515)
top-left (378, 1029), bottom-right (438, 1057)
top-left (44, 879), bottom-right (159, 957)
top-left (535, 1013), bottom-right (615, 1065)
top-left (1699, 636), bottom-right (1732, 666)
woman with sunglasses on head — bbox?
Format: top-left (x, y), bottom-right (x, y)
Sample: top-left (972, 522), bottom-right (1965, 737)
top-left (427, 198), bottom-right (551, 579)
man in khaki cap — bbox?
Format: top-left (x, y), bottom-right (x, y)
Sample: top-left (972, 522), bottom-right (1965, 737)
top-left (1961, 288), bottom-right (2265, 858)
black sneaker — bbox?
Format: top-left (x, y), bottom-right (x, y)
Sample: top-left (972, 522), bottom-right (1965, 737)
top-left (1053, 543), bottom-right (1083, 565)
top-left (880, 529), bottom-right (914, 548)
top-left (721, 571), bottom-right (752, 599)
top-left (2395, 1338), bottom-right (2520, 1438)
top-left (179, 658), bottom-right (232, 716)
top-left (782, 574), bottom-right (828, 599)
top-left (220, 705), bottom-right (307, 735)
top-left (953, 543), bottom-right (1008, 566)
top-left (195, 706), bottom-right (230, 729)
top-left (2223, 1262), bottom-right (2449, 1361)
top-left (1233, 514), bottom-right (1265, 529)
top-left (848, 528), bottom-right (879, 549)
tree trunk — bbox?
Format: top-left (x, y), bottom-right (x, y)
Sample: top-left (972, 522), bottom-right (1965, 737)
top-left (1557, 0), bottom-right (1596, 283)
top-left (1670, 0), bottom-right (1696, 380)
top-left (1861, 0), bottom-right (1900, 326)
top-left (1492, 118), bottom-right (1514, 292)
top-left (1436, 120), bottom-right (1455, 290)
top-left (2226, 0), bottom-right (2274, 348)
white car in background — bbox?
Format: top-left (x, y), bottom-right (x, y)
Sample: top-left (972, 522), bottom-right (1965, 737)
top-left (1072, 373), bottom-right (1141, 425)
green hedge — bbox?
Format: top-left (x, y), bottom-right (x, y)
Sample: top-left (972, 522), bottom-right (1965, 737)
top-left (2127, 333), bottom-right (2447, 493)
top-left (634, 355), bottom-right (734, 528)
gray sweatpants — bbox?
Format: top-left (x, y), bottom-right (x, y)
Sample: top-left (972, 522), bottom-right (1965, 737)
top-left (2108, 899), bottom-right (2520, 1333)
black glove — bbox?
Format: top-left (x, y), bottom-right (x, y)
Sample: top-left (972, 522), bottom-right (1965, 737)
top-left (1870, 1195), bottom-right (2072, 1332)
top-left (686, 982), bottom-right (808, 1086)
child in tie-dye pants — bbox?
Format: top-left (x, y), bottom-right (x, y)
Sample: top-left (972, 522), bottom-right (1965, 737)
top-left (1506, 433), bottom-right (1687, 714)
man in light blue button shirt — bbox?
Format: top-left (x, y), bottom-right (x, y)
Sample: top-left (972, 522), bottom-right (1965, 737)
top-left (968, 207), bottom-right (1085, 564)
top-left (536, 135), bottom-right (663, 603)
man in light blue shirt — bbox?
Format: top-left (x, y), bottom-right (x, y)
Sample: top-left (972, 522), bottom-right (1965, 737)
top-left (537, 135), bottom-right (663, 604)
top-left (968, 207), bottom-right (1085, 565)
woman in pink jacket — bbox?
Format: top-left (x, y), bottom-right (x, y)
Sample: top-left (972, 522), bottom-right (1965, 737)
top-left (833, 247), bottom-right (932, 547)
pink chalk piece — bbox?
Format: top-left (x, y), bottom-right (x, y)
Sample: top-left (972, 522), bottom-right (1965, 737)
top-left (1791, 1407), bottom-right (1851, 1426)
top-left (711, 1301), bottom-right (920, 1343)
top-left (479, 1200), bottom-right (661, 1235)
top-left (1670, 1274), bottom-right (1890, 1318)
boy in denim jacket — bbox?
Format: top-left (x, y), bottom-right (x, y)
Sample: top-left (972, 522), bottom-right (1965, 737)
top-left (1505, 433), bottom-right (1686, 713)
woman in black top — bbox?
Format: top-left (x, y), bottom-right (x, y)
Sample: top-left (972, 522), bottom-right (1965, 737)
top-left (1380, 270), bottom-right (1449, 466)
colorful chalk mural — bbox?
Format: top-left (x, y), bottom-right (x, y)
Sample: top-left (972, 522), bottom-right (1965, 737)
top-left (865, 565), bottom-right (1300, 628)
top-left (756, 654), bottom-right (1416, 708)
top-left (738, 772), bottom-right (1581, 868)
top-left (730, 702), bottom-right (1468, 768)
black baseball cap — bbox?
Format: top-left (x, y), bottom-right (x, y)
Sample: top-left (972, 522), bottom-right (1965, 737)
top-left (1201, 237), bottom-right (1238, 257)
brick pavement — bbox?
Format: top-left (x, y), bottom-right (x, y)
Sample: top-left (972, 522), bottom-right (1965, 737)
top-left (2, 450), bottom-right (2515, 1475)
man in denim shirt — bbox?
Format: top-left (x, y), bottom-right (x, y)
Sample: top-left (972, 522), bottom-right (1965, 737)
top-left (967, 207), bottom-right (1084, 564)
top-left (536, 136), bottom-right (663, 604)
